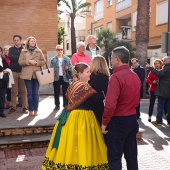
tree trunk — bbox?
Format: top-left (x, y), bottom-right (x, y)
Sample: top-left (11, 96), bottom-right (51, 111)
top-left (135, 0), bottom-right (150, 67)
top-left (136, 0), bottom-right (150, 98)
top-left (70, 15), bottom-right (76, 55)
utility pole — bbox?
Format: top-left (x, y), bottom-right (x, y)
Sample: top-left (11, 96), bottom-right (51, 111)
top-left (168, 0), bottom-right (170, 56)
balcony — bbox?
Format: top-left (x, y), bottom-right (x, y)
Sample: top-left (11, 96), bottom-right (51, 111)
top-left (116, 29), bottom-right (131, 40)
top-left (116, 0), bottom-right (132, 12)
top-left (94, 11), bottom-right (104, 21)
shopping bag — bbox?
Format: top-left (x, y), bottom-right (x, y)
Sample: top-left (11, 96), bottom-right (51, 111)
top-left (35, 63), bottom-right (54, 85)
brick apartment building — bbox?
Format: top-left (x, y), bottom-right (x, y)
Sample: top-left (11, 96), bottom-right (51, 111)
top-left (0, 0), bottom-right (60, 58)
top-left (86, 0), bottom-right (168, 64)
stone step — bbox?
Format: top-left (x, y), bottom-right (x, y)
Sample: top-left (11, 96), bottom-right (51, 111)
top-left (0, 125), bottom-right (54, 137)
top-left (0, 133), bottom-right (51, 150)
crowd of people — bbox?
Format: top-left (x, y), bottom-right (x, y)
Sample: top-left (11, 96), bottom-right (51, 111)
top-left (0, 34), bottom-right (170, 170)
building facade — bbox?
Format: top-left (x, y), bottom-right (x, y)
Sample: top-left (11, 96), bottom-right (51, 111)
top-left (0, 0), bottom-right (60, 57)
top-left (85, 0), bottom-right (168, 64)
top-left (59, 14), bottom-right (86, 56)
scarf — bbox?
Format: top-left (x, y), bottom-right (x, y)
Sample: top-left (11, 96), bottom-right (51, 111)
top-left (0, 57), bottom-right (4, 79)
top-left (27, 46), bottom-right (36, 55)
top-left (65, 80), bottom-right (97, 112)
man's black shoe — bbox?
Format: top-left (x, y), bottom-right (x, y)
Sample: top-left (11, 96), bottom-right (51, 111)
top-left (54, 106), bottom-right (60, 110)
top-left (16, 103), bottom-right (22, 108)
top-left (0, 113), bottom-right (6, 118)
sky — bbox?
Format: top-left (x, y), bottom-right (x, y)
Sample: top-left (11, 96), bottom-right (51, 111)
top-left (58, 0), bottom-right (86, 14)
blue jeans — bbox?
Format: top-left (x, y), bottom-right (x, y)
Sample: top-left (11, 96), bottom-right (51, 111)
top-left (107, 115), bottom-right (139, 170)
top-left (24, 79), bottom-right (39, 111)
top-left (148, 91), bottom-right (156, 117)
top-left (157, 96), bottom-right (170, 124)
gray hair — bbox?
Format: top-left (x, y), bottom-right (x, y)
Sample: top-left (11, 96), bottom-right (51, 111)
top-left (76, 42), bottom-right (85, 49)
top-left (56, 44), bottom-right (63, 49)
top-left (3, 45), bottom-right (11, 50)
top-left (112, 46), bottom-right (130, 64)
top-left (86, 35), bottom-right (96, 41)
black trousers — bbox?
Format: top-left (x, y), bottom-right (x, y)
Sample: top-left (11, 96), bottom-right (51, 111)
top-left (148, 91), bottom-right (156, 117)
top-left (53, 76), bottom-right (69, 107)
top-left (107, 115), bottom-right (139, 170)
top-left (0, 88), bottom-right (6, 114)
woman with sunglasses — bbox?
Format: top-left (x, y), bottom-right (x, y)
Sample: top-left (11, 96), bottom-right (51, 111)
top-left (50, 45), bottom-right (72, 110)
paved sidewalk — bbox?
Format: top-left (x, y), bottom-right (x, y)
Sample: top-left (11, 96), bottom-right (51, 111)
top-left (0, 97), bottom-right (170, 170)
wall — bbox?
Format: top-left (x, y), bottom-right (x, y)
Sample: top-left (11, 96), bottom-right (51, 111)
top-left (0, 0), bottom-right (58, 56)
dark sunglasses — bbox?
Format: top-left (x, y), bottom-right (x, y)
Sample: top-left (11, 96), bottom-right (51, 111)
top-left (57, 49), bottom-right (63, 51)
top-left (132, 62), bottom-right (137, 64)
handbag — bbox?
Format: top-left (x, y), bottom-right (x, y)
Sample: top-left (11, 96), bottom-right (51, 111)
top-left (65, 70), bottom-right (73, 81)
top-left (63, 60), bottom-right (73, 81)
top-left (35, 62), bottom-right (54, 85)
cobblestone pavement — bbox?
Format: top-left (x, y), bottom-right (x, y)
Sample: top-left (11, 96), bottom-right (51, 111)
top-left (0, 97), bottom-right (170, 170)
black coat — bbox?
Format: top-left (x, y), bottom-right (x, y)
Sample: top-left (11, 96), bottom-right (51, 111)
top-left (0, 57), bottom-right (9, 88)
top-left (133, 65), bottom-right (145, 98)
top-left (150, 63), bottom-right (170, 98)
top-left (89, 73), bottom-right (109, 125)
top-left (8, 46), bottom-right (23, 72)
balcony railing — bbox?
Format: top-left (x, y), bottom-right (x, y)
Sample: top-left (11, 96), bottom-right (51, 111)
top-left (94, 11), bottom-right (104, 21)
top-left (116, 29), bottom-right (131, 40)
top-left (116, 0), bottom-right (132, 12)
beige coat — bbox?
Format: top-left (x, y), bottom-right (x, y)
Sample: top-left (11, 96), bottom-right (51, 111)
top-left (18, 48), bottom-right (45, 80)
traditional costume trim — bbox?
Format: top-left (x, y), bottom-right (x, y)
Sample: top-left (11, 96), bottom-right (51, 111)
top-left (65, 81), bottom-right (97, 112)
top-left (42, 156), bottom-right (109, 169)
top-left (52, 108), bottom-right (70, 149)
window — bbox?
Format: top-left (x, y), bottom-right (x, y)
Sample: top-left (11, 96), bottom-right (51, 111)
top-left (88, 30), bottom-right (91, 35)
top-left (107, 22), bottom-right (112, 30)
top-left (94, 0), bottom-right (104, 21)
top-left (108, 0), bottom-right (112, 6)
top-left (95, 0), bottom-right (103, 13)
top-left (117, 0), bottom-right (124, 3)
top-left (88, 6), bottom-right (92, 16)
top-left (95, 26), bottom-right (103, 36)
top-left (132, 11), bottom-right (137, 31)
top-left (156, 1), bottom-right (168, 25)
top-left (66, 42), bottom-right (69, 50)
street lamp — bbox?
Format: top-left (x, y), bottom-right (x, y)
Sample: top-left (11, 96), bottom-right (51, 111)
top-left (91, 21), bottom-right (98, 34)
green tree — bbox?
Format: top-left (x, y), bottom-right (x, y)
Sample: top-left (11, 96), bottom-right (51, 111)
top-left (135, 0), bottom-right (150, 67)
top-left (60, 0), bottom-right (91, 54)
top-left (58, 16), bottom-right (65, 44)
top-left (97, 29), bottom-right (134, 64)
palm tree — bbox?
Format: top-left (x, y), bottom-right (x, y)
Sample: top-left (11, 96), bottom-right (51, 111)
top-left (97, 29), bottom-right (116, 63)
top-left (60, 0), bottom-right (91, 54)
top-left (135, 0), bottom-right (150, 67)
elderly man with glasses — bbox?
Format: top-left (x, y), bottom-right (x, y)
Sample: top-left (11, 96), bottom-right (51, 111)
top-left (85, 35), bottom-right (101, 60)
top-left (71, 42), bottom-right (91, 66)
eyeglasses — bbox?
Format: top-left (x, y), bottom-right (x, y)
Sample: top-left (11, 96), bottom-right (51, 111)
top-left (90, 38), bottom-right (96, 40)
top-left (132, 62), bottom-right (137, 64)
top-left (57, 49), bottom-right (63, 51)
top-left (14, 39), bottom-right (20, 42)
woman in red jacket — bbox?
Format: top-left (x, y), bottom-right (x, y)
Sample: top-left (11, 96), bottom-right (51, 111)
top-left (146, 59), bottom-right (162, 122)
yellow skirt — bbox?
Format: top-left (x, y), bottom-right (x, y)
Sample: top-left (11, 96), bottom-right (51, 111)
top-left (42, 109), bottom-right (108, 169)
